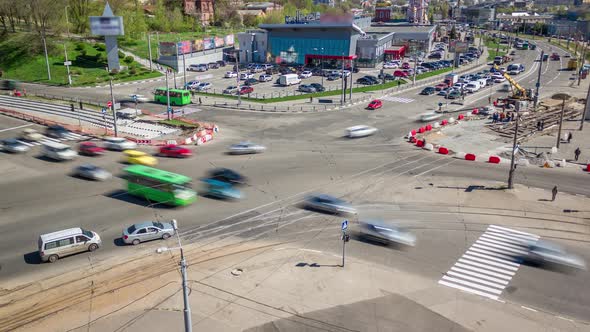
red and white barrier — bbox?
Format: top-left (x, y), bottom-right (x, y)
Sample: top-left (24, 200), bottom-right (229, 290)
top-left (416, 139), bottom-right (425, 147)
top-left (418, 127), bottom-right (425, 133)
top-left (488, 156), bottom-right (501, 164)
top-left (423, 143), bottom-right (434, 151)
top-left (587, 164), bottom-right (590, 172)
top-left (440, 119), bottom-right (448, 126)
top-left (465, 153), bottom-right (476, 161)
top-left (438, 147), bottom-right (449, 155)
top-left (458, 114), bottom-right (464, 120)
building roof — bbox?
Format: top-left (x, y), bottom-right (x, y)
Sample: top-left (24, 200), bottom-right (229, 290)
top-left (237, 9), bottom-right (265, 16)
top-left (365, 25), bottom-right (436, 34)
top-left (259, 22), bottom-right (364, 33)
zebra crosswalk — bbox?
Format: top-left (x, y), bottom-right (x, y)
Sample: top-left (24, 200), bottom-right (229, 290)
top-left (16, 132), bottom-right (88, 147)
top-left (438, 225), bottom-right (540, 301)
top-left (380, 96), bottom-right (415, 103)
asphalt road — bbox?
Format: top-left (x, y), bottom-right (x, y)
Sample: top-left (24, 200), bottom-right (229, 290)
top-left (1, 39), bottom-right (588, 324)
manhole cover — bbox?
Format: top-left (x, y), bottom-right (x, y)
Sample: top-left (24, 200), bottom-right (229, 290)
top-left (231, 268), bottom-right (243, 276)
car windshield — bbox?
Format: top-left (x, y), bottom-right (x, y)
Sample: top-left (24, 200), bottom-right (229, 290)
top-left (127, 225), bottom-right (137, 234)
top-left (81, 229), bottom-right (93, 238)
top-left (153, 222), bottom-right (164, 229)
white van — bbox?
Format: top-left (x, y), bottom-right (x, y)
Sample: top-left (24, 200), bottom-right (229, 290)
top-left (477, 79), bottom-right (487, 88)
top-left (42, 142), bottom-right (77, 161)
top-left (279, 73), bottom-right (301, 86)
top-left (465, 82), bottom-right (480, 93)
top-left (38, 228), bottom-right (102, 263)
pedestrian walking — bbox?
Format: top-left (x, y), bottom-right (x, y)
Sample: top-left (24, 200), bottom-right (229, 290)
top-left (551, 185), bottom-right (558, 202)
top-left (537, 120), bottom-right (541, 131)
top-left (567, 132), bottom-right (572, 143)
top-left (540, 120), bottom-right (545, 130)
top-left (574, 147), bottom-right (581, 161)
top-left (199, 97), bottom-right (202, 105)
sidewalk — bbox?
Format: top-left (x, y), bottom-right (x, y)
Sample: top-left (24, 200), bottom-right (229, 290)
top-left (3, 175), bottom-right (589, 332)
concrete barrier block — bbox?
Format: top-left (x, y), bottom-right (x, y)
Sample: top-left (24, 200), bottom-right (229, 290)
top-left (558, 159), bottom-right (567, 167)
top-left (551, 147), bottom-right (558, 154)
top-left (448, 117), bottom-right (456, 123)
top-left (433, 122), bottom-right (441, 129)
top-left (423, 143), bottom-right (434, 151)
top-left (454, 152), bottom-right (466, 159)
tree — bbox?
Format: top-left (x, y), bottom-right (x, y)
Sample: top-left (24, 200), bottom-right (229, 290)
top-left (242, 14), bottom-right (260, 28)
top-left (28, 0), bottom-right (67, 37)
top-left (449, 25), bottom-right (457, 40)
top-left (440, 2), bottom-right (449, 19)
top-left (151, 0), bottom-right (170, 32)
top-left (122, 7), bottom-right (147, 39)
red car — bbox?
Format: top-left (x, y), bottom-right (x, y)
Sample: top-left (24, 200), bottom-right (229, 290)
top-left (401, 62), bottom-right (410, 69)
top-left (159, 145), bottom-right (192, 158)
top-left (393, 70), bottom-right (409, 78)
top-left (367, 99), bottom-right (383, 110)
top-left (435, 83), bottom-right (448, 91)
top-left (79, 141), bottom-right (105, 156)
top-left (239, 86), bottom-right (254, 95)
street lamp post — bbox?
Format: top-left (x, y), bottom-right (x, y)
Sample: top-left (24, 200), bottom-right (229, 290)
top-left (157, 220), bottom-right (192, 332)
top-left (314, 47), bottom-right (324, 86)
top-left (552, 93), bottom-right (571, 149)
top-left (507, 113), bottom-right (520, 189)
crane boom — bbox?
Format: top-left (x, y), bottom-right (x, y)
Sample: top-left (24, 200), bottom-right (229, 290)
top-left (494, 64), bottom-right (528, 99)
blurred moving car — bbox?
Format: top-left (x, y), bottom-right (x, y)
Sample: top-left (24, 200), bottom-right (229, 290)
top-left (122, 221), bottom-right (175, 245)
top-left (79, 142), bottom-right (105, 156)
top-left (46, 125), bottom-right (70, 139)
top-left (228, 142), bottom-right (266, 155)
top-left (304, 194), bottom-right (357, 215)
top-left (42, 142), bottom-right (77, 161)
top-left (202, 178), bottom-right (242, 200)
top-left (159, 144), bottom-right (192, 158)
top-left (129, 94), bottom-right (149, 103)
top-left (2, 138), bottom-right (30, 153)
top-left (74, 164), bottom-right (112, 181)
top-left (38, 228), bottom-right (101, 263)
top-left (123, 150), bottom-right (158, 166)
top-left (345, 125), bottom-right (378, 138)
top-left (518, 240), bottom-right (587, 270)
top-left (419, 112), bottom-right (443, 122)
top-left (367, 99), bottom-right (383, 110)
top-left (223, 86), bottom-right (239, 94)
top-left (358, 220), bottom-right (416, 246)
top-left (21, 128), bottom-right (43, 141)
top-left (207, 168), bottom-right (248, 185)
top-left (104, 137), bottom-right (137, 151)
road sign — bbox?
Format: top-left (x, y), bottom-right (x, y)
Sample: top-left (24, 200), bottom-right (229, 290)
top-left (64, 61), bottom-right (72, 66)
top-left (101, 108), bottom-right (107, 114)
top-left (438, 102), bottom-right (443, 107)
top-left (341, 220), bottom-right (348, 231)
top-left (106, 101), bottom-right (113, 108)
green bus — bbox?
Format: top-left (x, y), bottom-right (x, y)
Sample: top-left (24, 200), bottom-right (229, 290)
top-left (154, 88), bottom-right (191, 106)
top-left (124, 165), bottom-right (196, 206)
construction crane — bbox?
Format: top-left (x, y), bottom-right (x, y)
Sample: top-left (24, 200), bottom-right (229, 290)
top-left (494, 64), bottom-right (530, 100)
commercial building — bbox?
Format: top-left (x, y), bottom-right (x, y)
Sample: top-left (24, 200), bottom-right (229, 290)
top-left (463, 6), bottom-right (496, 26)
top-left (238, 12), bottom-right (436, 68)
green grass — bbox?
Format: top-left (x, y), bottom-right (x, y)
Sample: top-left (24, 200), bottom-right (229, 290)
top-left (414, 67), bottom-right (453, 80)
top-left (160, 119), bottom-right (200, 128)
top-left (483, 37), bottom-right (509, 61)
top-left (0, 33), bottom-right (161, 86)
top-left (119, 28), bottom-right (237, 61)
top-left (196, 80), bottom-right (407, 104)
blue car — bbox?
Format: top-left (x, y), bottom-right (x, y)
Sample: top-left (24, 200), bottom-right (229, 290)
top-left (202, 178), bottom-right (242, 200)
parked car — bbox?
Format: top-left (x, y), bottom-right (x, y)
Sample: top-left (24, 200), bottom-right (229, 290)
top-left (74, 164), bottom-right (111, 181)
top-left (20, 128), bottom-right (43, 142)
top-left (46, 125), bottom-right (70, 139)
top-left (79, 142), bottom-right (105, 156)
top-left (207, 62), bottom-right (219, 69)
top-left (327, 74), bottom-right (340, 81)
top-left (223, 86), bottom-right (239, 94)
top-left (195, 82), bottom-right (212, 91)
top-left (298, 84), bottom-right (317, 93)
top-left (185, 80), bottom-right (200, 90)
top-left (420, 87), bottom-right (436, 95)
top-left (216, 60), bottom-right (227, 67)
top-left (240, 72), bottom-right (254, 80)
top-left (194, 64), bottom-right (208, 72)
top-left (310, 83), bottom-right (325, 92)
top-left (446, 90), bottom-right (462, 99)
top-left (122, 221), bottom-right (176, 245)
top-left (299, 71), bottom-right (312, 78)
top-left (401, 62), bottom-right (411, 69)
top-left (159, 144), bottom-right (192, 158)
top-left (303, 194), bottom-right (357, 215)
top-left (383, 62), bottom-right (399, 69)
top-left (259, 74), bottom-right (272, 82)
top-left (345, 125), bottom-right (378, 138)
top-left (224, 71), bottom-right (237, 78)
top-left (239, 86), bottom-right (254, 95)
top-left (367, 99), bottom-right (383, 110)
top-left (434, 83), bottom-right (448, 91)
top-left (356, 77), bottom-right (376, 85)
top-left (1, 138), bottom-right (30, 153)
top-left (38, 228), bottom-right (101, 263)
top-left (378, 73), bottom-right (395, 81)
top-left (393, 70), bottom-right (408, 78)
top-left (228, 142), bottom-right (266, 155)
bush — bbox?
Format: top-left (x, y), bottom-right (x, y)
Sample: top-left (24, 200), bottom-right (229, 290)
top-left (124, 55), bottom-right (134, 64)
top-left (75, 42), bottom-right (85, 51)
top-left (118, 50), bottom-right (125, 58)
top-left (129, 68), bottom-right (137, 75)
top-left (97, 53), bottom-right (107, 64)
top-left (79, 49), bottom-right (87, 57)
top-left (109, 68), bottom-right (119, 75)
top-left (95, 43), bottom-right (106, 51)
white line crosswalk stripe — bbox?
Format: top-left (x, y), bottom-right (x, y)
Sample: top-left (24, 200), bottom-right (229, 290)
top-left (380, 96), bottom-right (415, 103)
top-left (438, 225), bottom-right (539, 301)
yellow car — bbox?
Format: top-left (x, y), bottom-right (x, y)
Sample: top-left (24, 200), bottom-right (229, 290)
top-left (123, 150), bottom-right (158, 167)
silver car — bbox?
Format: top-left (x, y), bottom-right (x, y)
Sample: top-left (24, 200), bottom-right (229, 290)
top-left (74, 164), bottom-right (112, 181)
top-left (358, 220), bottom-right (416, 246)
top-left (520, 240), bottom-right (587, 270)
top-left (103, 137), bottom-right (137, 151)
top-left (304, 194), bottom-right (357, 215)
top-left (2, 138), bottom-right (30, 153)
top-left (122, 221), bottom-right (176, 245)
top-left (228, 142), bottom-right (266, 155)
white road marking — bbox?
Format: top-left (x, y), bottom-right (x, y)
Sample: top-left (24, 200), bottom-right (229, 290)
top-left (521, 306), bottom-right (538, 312)
top-left (438, 280), bottom-right (499, 300)
top-left (0, 123), bottom-right (34, 132)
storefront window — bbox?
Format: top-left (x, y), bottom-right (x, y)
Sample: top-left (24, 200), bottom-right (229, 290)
top-left (269, 37), bottom-right (350, 65)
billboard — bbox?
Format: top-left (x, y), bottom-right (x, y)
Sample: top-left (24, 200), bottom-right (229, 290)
top-left (449, 40), bottom-right (468, 53)
top-left (224, 34), bottom-right (235, 46)
top-left (203, 37), bottom-right (215, 50)
top-left (90, 16), bottom-right (124, 36)
top-left (159, 42), bottom-right (177, 56)
top-left (177, 41), bottom-right (192, 54)
top-left (192, 39), bottom-right (204, 52)
top-left (214, 37), bottom-right (225, 48)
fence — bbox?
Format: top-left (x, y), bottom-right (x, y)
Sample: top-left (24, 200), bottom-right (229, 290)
top-left (212, 95), bottom-right (374, 112)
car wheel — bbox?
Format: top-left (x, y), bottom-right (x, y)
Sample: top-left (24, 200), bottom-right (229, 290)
top-left (162, 233), bottom-right (171, 240)
top-left (132, 239), bottom-right (140, 245)
top-left (48, 254), bottom-right (59, 263)
top-left (88, 243), bottom-right (99, 252)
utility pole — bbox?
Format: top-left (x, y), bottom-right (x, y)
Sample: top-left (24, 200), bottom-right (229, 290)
top-left (64, 43), bottom-right (72, 86)
top-left (166, 70), bottom-right (171, 120)
top-left (581, 82), bottom-right (589, 130)
top-left (578, 43), bottom-right (586, 86)
top-left (65, 5), bottom-right (70, 38)
top-left (182, 51), bottom-right (187, 89)
top-left (556, 97), bottom-right (566, 149)
top-left (235, 51), bottom-right (241, 106)
top-left (42, 32), bottom-right (51, 81)
top-left (349, 61), bottom-right (353, 100)
top-left (507, 113), bottom-right (520, 189)
top-left (412, 54), bottom-right (418, 85)
top-left (109, 78), bottom-right (118, 137)
top-left (340, 54), bottom-right (345, 105)
top-left (533, 50), bottom-right (544, 111)
top-left (147, 33), bottom-right (153, 71)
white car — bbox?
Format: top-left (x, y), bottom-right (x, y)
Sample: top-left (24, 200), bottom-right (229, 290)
top-left (195, 82), bottom-right (212, 91)
top-left (228, 142), bottom-right (266, 155)
top-left (464, 83), bottom-right (480, 93)
top-left (299, 71), bottom-right (312, 78)
top-left (493, 76), bottom-right (506, 83)
top-left (340, 70), bottom-right (351, 78)
top-left (21, 128), bottom-right (43, 142)
top-left (345, 125), bottom-right (378, 138)
top-left (103, 137), bottom-right (137, 151)
top-left (184, 80), bottom-right (200, 90)
top-left (358, 220), bottom-right (416, 246)
top-left (383, 62), bottom-right (398, 69)
top-left (74, 164), bottom-right (112, 181)
top-left (259, 74), bottom-right (272, 82)
top-left (240, 72), bottom-right (254, 80)
top-left (224, 71), bottom-right (238, 78)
